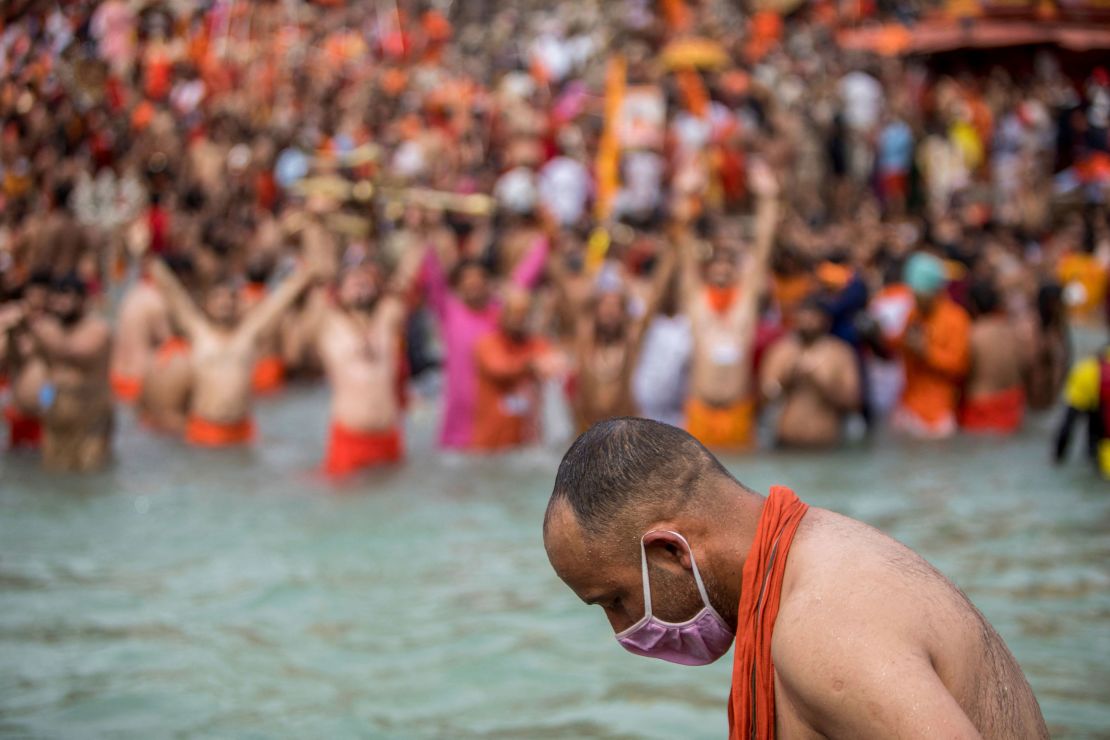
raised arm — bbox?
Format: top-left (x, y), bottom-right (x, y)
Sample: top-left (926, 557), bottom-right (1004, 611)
top-left (629, 243), bottom-right (678, 354)
top-left (29, 315), bottom-right (110, 369)
top-left (238, 268), bottom-right (314, 344)
top-left (149, 258), bottom-right (207, 339)
top-left (417, 245), bottom-right (450, 321)
top-left (509, 233), bottom-right (551, 290)
top-left (736, 159), bottom-right (782, 328)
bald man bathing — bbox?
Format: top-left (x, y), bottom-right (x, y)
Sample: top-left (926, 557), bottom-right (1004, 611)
top-left (544, 418), bottom-right (1048, 739)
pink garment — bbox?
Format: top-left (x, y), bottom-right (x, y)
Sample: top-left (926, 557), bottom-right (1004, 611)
top-left (420, 238), bottom-right (549, 450)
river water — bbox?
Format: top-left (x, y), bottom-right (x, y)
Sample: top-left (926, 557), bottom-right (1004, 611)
top-left (1, 382), bottom-right (1108, 739)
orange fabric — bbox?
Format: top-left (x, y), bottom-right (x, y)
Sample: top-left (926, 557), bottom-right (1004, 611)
top-left (241, 282), bottom-right (267, 303)
top-left (772, 274), bottom-right (814, 327)
top-left (896, 297), bottom-right (970, 426)
top-left (706, 285), bottom-right (738, 315)
top-left (324, 423), bottom-right (403, 477)
top-left (677, 69), bottom-right (709, 117)
top-left (251, 355), bottom-right (286, 395)
top-left (156, 337), bottom-right (190, 365)
top-left (472, 333), bottom-right (549, 451)
top-left (728, 486), bottom-right (810, 740)
top-left (685, 396), bottom-right (755, 451)
top-left (661, 0), bottom-right (693, 31)
top-left (959, 386), bottom-right (1025, 434)
top-left (1057, 252), bottom-right (1107, 318)
top-left (816, 262), bottom-right (853, 291)
top-left (185, 416), bottom-right (255, 447)
top-left (111, 372), bottom-right (143, 403)
top-left (5, 406), bottom-right (42, 449)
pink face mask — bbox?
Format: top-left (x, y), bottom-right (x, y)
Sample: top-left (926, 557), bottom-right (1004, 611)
top-left (615, 531), bottom-right (735, 666)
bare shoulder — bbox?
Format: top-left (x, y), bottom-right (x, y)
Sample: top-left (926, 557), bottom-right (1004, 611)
top-left (773, 507), bottom-right (1049, 739)
top-left (780, 508), bottom-right (977, 644)
top-left (817, 337), bottom-right (856, 365)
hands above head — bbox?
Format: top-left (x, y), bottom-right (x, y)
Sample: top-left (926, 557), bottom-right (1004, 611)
top-left (748, 157), bottom-right (780, 201)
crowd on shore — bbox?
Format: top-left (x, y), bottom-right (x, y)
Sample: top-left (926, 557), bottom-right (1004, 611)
top-left (1, 0), bottom-right (1109, 477)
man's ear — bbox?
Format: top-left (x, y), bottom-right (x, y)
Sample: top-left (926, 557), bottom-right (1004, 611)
top-left (642, 530), bottom-right (692, 572)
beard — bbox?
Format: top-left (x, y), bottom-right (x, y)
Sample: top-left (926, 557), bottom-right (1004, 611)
top-left (646, 560), bottom-right (709, 623)
top-left (346, 292), bottom-right (381, 313)
top-left (56, 307), bottom-right (83, 327)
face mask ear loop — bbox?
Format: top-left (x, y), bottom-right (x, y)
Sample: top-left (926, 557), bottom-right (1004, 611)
top-left (666, 531), bottom-right (714, 610)
top-left (639, 535), bottom-right (653, 617)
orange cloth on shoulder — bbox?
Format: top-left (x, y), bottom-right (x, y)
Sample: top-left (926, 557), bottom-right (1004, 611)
top-left (251, 355), bottom-right (286, 395)
top-left (185, 417), bottom-right (255, 447)
top-left (728, 486), bottom-right (810, 740)
top-left (685, 396), bottom-right (755, 451)
top-left (323, 424), bottom-right (403, 477)
top-left (5, 406), bottom-right (42, 449)
top-left (959, 386), bottom-right (1025, 434)
top-left (111, 372), bottom-right (143, 403)
top-left (156, 337), bottom-right (191, 364)
top-left (705, 285), bottom-right (738, 315)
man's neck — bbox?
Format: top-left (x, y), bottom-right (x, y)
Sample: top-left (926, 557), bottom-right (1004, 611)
top-left (703, 486), bottom-right (766, 632)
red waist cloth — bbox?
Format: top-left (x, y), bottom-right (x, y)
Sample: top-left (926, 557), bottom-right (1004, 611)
top-left (5, 406), bottom-right (42, 449)
top-left (251, 356), bottom-right (286, 396)
top-left (185, 416), bottom-right (255, 447)
top-left (324, 423), bottom-right (403, 477)
top-left (958, 386), bottom-right (1025, 434)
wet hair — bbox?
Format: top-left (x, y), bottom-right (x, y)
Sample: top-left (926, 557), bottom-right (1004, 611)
top-left (969, 280), bottom-right (999, 317)
top-left (52, 181), bottom-right (73, 210)
top-left (545, 418), bottom-right (738, 537)
top-left (52, 272), bottom-right (86, 297)
top-left (1037, 282), bottom-right (1064, 329)
top-left (163, 254), bottom-right (195, 280)
top-left (28, 270), bottom-right (53, 288)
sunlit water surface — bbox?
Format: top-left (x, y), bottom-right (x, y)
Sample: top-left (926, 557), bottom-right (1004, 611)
top-left (1, 381), bottom-right (1108, 739)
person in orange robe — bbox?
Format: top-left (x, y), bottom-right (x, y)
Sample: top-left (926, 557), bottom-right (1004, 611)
top-left (892, 253), bottom-right (970, 438)
top-left (470, 290), bottom-right (553, 452)
top-left (543, 418), bottom-right (1049, 739)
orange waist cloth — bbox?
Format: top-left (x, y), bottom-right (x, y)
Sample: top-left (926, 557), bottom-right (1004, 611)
top-left (156, 337), bottom-right (190, 365)
top-left (251, 355), bottom-right (286, 395)
top-left (728, 486), bottom-right (810, 740)
top-left (110, 372), bottom-right (143, 403)
top-left (685, 397), bottom-right (755, 451)
top-left (5, 406), bottom-right (42, 449)
top-left (185, 416), bottom-right (255, 447)
top-left (324, 423), bottom-right (403, 477)
top-left (959, 386), bottom-right (1025, 434)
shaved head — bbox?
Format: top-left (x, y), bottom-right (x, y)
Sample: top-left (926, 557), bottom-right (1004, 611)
top-left (545, 418), bottom-right (739, 540)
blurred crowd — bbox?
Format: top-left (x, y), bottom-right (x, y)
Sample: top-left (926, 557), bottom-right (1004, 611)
top-left (1, 0), bottom-right (1109, 477)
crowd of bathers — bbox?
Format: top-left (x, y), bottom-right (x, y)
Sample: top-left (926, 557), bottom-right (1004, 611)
top-left (1, 0), bottom-right (1108, 475)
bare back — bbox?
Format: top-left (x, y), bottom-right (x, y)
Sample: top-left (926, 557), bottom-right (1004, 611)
top-left (773, 508), bottom-right (1048, 739)
top-left (112, 280), bottom-right (170, 380)
top-left (967, 316), bottom-right (1028, 398)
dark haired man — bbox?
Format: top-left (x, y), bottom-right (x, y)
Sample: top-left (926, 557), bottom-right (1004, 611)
top-left (959, 280), bottom-right (1029, 434)
top-left (27, 275), bottom-right (113, 471)
top-left (544, 418), bottom-right (1048, 739)
top-left (760, 297), bottom-right (859, 448)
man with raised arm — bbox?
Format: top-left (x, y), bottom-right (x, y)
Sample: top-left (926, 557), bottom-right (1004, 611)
top-left (544, 418), bottom-right (1049, 740)
top-left (315, 244), bottom-right (426, 477)
top-left (677, 160), bottom-right (780, 451)
top-left (149, 259), bottom-right (318, 447)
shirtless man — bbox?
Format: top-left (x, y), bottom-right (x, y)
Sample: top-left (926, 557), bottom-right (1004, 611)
top-left (26, 276), bottom-right (113, 471)
top-left (959, 281), bottom-right (1031, 434)
top-left (110, 259), bottom-right (172, 402)
top-left (26, 182), bottom-right (92, 280)
top-left (677, 160), bottom-right (780, 450)
top-left (1, 275), bottom-right (50, 449)
top-left (315, 246), bottom-right (426, 477)
top-left (761, 297), bottom-right (860, 448)
top-left (545, 418), bottom-right (1049, 739)
top-left (553, 246), bottom-right (676, 432)
top-left (136, 257), bottom-right (196, 434)
top-left (150, 259), bottom-right (317, 447)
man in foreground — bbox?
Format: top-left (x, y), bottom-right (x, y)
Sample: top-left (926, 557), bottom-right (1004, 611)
top-left (544, 418), bottom-right (1048, 739)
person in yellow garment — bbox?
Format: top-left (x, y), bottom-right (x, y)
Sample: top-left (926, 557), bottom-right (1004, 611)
top-left (1054, 345), bottom-right (1110, 479)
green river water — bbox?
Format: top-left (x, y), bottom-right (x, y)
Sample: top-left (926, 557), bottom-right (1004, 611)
top-left (1, 382), bottom-right (1108, 739)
